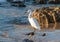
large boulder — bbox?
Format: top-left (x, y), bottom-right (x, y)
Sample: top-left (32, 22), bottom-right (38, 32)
top-left (11, 1), bottom-right (26, 7)
top-left (48, 0), bottom-right (60, 4)
top-left (7, 0), bottom-right (13, 2)
top-left (35, 0), bottom-right (47, 4)
top-left (39, 0), bottom-right (47, 4)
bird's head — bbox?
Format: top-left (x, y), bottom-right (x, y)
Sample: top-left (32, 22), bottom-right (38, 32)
top-left (25, 9), bottom-right (33, 14)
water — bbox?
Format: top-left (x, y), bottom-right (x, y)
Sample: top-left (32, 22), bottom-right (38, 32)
top-left (0, 2), bottom-right (60, 42)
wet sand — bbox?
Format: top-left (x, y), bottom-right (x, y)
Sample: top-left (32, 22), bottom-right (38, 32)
top-left (7, 23), bottom-right (60, 42)
top-left (13, 23), bottom-right (60, 42)
top-left (1, 22), bottom-right (60, 42)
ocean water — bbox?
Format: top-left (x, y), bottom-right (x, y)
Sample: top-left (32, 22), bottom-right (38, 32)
top-left (0, 2), bottom-right (60, 42)
top-left (0, 3), bottom-right (60, 31)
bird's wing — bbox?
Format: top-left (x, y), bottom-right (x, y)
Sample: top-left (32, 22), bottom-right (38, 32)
top-left (28, 18), bottom-right (41, 30)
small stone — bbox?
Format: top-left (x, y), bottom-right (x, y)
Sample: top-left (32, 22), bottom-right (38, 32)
top-left (23, 39), bottom-right (33, 42)
top-left (42, 33), bottom-right (46, 36)
top-left (25, 32), bottom-right (34, 36)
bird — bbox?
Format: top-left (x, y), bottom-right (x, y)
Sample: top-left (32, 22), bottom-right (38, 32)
top-left (25, 9), bottom-right (46, 37)
top-left (26, 9), bottom-right (41, 30)
top-left (25, 9), bottom-right (41, 36)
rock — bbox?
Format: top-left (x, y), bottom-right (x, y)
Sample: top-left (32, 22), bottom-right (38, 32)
top-left (23, 39), bottom-right (33, 42)
top-left (7, 0), bottom-right (13, 2)
top-left (39, 0), bottom-right (47, 4)
top-left (35, 0), bottom-right (46, 4)
top-left (42, 33), bottom-right (46, 36)
top-left (48, 0), bottom-right (60, 4)
top-left (25, 32), bottom-right (34, 36)
top-left (48, 0), bottom-right (55, 4)
top-left (11, 1), bottom-right (26, 7)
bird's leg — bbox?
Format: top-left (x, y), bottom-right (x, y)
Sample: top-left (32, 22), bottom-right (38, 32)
top-left (33, 27), bottom-right (37, 40)
top-left (29, 34), bottom-right (33, 40)
top-left (30, 27), bottom-right (36, 40)
top-left (27, 27), bottom-right (35, 40)
top-left (32, 27), bottom-right (35, 34)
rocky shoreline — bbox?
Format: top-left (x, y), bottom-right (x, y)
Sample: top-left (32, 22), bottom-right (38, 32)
top-left (34, 0), bottom-right (60, 4)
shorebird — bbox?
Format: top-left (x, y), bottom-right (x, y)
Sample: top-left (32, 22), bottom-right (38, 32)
top-left (24, 9), bottom-right (41, 36)
top-left (26, 9), bottom-right (41, 30)
top-left (25, 9), bottom-right (46, 36)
